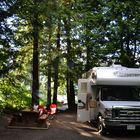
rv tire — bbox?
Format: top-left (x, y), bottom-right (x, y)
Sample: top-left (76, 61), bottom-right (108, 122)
top-left (98, 116), bottom-right (107, 135)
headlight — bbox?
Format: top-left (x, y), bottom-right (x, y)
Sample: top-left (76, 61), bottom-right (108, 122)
top-left (104, 108), bottom-right (112, 118)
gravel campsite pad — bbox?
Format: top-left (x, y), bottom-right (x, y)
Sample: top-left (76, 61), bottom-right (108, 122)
top-left (0, 111), bottom-right (99, 140)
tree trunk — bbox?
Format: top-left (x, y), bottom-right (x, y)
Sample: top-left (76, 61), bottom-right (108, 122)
top-left (86, 43), bottom-right (92, 71)
top-left (32, 13), bottom-right (39, 107)
top-left (53, 19), bottom-right (61, 104)
top-left (47, 16), bottom-right (52, 107)
top-left (53, 58), bottom-right (59, 104)
top-left (66, 78), bottom-right (75, 110)
top-left (47, 64), bottom-right (51, 107)
top-left (64, 16), bottom-right (75, 111)
top-left (133, 37), bottom-right (137, 62)
top-left (120, 31), bottom-right (125, 65)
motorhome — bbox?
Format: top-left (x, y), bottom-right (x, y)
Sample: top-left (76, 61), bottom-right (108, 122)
top-left (77, 64), bottom-right (140, 135)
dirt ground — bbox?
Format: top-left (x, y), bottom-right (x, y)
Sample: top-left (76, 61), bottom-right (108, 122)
top-left (1, 111), bottom-right (140, 140)
top-left (0, 111), bottom-right (101, 140)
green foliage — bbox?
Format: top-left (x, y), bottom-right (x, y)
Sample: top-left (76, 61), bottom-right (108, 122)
top-left (0, 0), bottom-right (140, 111)
top-left (0, 0), bottom-right (18, 76)
top-left (0, 76), bottom-right (31, 111)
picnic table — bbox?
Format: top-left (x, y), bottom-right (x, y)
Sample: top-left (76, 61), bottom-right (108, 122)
top-left (9, 108), bottom-right (50, 129)
top-left (21, 109), bottom-right (40, 123)
top-left (9, 104), bottom-right (57, 129)
top-left (21, 109), bottom-right (49, 127)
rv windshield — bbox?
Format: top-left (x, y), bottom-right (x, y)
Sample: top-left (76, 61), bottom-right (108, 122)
top-left (101, 86), bottom-right (140, 101)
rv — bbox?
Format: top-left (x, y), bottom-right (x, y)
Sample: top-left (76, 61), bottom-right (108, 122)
top-left (77, 64), bottom-right (140, 135)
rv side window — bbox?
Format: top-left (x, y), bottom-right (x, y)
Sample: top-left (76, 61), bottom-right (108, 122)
top-left (95, 87), bottom-right (100, 101)
top-left (91, 85), bottom-right (99, 100)
top-left (80, 82), bottom-right (87, 93)
top-left (96, 95), bottom-right (99, 101)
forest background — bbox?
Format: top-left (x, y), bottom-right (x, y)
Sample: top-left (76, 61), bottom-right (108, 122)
top-left (0, 0), bottom-right (140, 112)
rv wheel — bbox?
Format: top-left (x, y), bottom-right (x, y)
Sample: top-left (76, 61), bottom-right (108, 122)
top-left (98, 116), bottom-right (107, 135)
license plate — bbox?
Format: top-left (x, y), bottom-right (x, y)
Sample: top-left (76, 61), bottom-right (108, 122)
top-left (127, 124), bottom-right (135, 130)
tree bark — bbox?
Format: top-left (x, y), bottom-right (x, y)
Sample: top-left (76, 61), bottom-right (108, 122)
top-left (47, 16), bottom-right (52, 107)
top-left (64, 16), bottom-right (75, 110)
top-left (47, 64), bottom-right (51, 106)
top-left (32, 13), bottom-right (39, 106)
top-left (53, 19), bottom-right (61, 104)
top-left (86, 43), bottom-right (92, 71)
top-left (66, 78), bottom-right (75, 110)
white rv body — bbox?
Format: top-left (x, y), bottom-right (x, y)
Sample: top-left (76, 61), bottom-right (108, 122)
top-left (77, 65), bottom-right (140, 134)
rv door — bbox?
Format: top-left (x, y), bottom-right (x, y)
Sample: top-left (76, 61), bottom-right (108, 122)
top-left (77, 79), bottom-right (91, 122)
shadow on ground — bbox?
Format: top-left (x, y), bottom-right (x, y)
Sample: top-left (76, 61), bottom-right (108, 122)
top-left (1, 111), bottom-right (140, 140)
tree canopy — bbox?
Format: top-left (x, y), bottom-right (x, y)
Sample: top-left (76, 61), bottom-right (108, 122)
top-left (0, 0), bottom-right (140, 111)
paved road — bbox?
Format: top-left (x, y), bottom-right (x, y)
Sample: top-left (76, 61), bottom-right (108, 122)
top-left (0, 112), bottom-right (140, 140)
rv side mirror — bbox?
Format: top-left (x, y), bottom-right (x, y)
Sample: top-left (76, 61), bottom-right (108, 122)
top-left (78, 100), bottom-right (82, 103)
